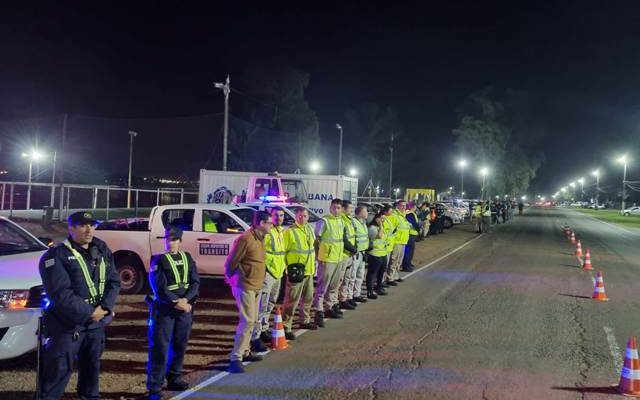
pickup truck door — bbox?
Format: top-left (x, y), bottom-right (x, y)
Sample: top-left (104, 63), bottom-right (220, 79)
top-left (149, 207), bottom-right (201, 269)
top-left (193, 209), bottom-right (246, 275)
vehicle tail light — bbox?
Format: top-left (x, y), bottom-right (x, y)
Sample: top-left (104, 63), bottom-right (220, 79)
top-left (0, 290), bottom-right (30, 309)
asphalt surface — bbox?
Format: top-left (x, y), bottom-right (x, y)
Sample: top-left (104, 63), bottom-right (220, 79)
top-left (177, 208), bottom-right (640, 400)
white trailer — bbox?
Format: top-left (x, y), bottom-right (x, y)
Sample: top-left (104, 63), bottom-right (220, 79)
top-left (198, 170), bottom-right (358, 216)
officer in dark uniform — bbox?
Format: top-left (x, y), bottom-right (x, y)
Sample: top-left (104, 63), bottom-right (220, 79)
top-left (37, 211), bottom-right (120, 400)
top-left (147, 226), bottom-right (200, 400)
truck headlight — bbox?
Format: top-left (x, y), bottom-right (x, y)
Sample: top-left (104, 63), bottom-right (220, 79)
top-left (0, 290), bottom-right (30, 309)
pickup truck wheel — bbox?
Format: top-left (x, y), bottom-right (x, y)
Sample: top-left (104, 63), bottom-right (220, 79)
top-left (443, 217), bottom-right (453, 229)
top-left (117, 257), bottom-right (145, 295)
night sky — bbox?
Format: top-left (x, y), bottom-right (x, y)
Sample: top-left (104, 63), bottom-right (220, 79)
top-left (1, 1), bottom-right (639, 198)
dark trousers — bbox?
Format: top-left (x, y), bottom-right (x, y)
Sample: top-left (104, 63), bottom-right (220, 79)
top-left (39, 327), bottom-right (105, 400)
top-left (147, 304), bottom-right (193, 392)
top-left (402, 235), bottom-right (417, 270)
top-left (366, 254), bottom-right (386, 293)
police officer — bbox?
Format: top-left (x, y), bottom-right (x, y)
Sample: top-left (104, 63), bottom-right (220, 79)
top-left (147, 226), bottom-right (200, 399)
top-left (38, 211), bottom-right (120, 400)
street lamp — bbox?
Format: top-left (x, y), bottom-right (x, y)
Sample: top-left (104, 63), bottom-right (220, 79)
top-left (592, 169), bottom-right (600, 205)
top-left (617, 155), bottom-right (628, 212)
top-left (21, 149), bottom-right (44, 210)
top-left (310, 160), bottom-right (321, 173)
top-left (214, 75), bottom-right (231, 171)
top-left (479, 167), bottom-right (489, 200)
top-left (336, 123), bottom-right (343, 175)
top-left (348, 167), bottom-right (358, 177)
top-left (457, 159), bottom-right (468, 198)
top-left (127, 130), bottom-right (138, 208)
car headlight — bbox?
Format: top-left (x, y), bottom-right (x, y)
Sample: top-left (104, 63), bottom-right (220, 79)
top-left (0, 290), bottom-right (30, 309)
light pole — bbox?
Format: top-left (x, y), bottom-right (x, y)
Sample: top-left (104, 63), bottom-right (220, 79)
top-left (50, 151), bottom-right (57, 206)
top-left (22, 149), bottom-right (43, 210)
top-left (458, 159), bottom-right (467, 198)
top-left (617, 155), bottom-right (628, 212)
top-left (592, 169), bottom-right (600, 205)
top-left (127, 131), bottom-right (138, 208)
top-left (480, 167), bottom-right (489, 200)
top-left (336, 123), bottom-right (343, 175)
top-left (578, 177), bottom-right (585, 201)
top-left (389, 132), bottom-right (394, 197)
top-left (214, 75), bottom-right (230, 171)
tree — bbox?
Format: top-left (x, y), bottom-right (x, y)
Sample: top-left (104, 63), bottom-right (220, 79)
top-left (228, 64), bottom-right (320, 172)
top-left (453, 87), bottom-right (544, 198)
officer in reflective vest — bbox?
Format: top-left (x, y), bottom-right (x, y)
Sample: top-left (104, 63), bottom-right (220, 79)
top-left (312, 198), bottom-right (345, 326)
top-left (349, 205), bottom-right (370, 303)
top-left (381, 204), bottom-right (396, 288)
top-left (367, 211), bottom-right (388, 298)
top-left (387, 200), bottom-right (410, 284)
top-left (251, 207), bottom-right (287, 349)
top-left (337, 200), bottom-right (359, 311)
top-left (282, 207), bottom-right (317, 335)
top-left (147, 226), bottom-right (200, 400)
top-left (38, 211), bottom-right (120, 400)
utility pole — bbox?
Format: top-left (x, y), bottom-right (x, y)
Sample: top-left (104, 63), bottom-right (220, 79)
top-left (49, 151), bottom-right (57, 206)
top-left (58, 114), bottom-right (67, 220)
top-left (389, 132), bottom-right (394, 197)
top-left (215, 75), bottom-right (231, 171)
top-left (127, 130), bottom-right (138, 208)
top-left (336, 123), bottom-right (343, 175)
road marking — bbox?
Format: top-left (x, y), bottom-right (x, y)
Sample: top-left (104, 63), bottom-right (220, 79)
top-left (604, 326), bottom-right (623, 373)
top-left (170, 232), bottom-right (484, 399)
top-left (403, 233), bottom-right (485, 279)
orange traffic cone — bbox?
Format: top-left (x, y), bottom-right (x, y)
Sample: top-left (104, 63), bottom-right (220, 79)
top-left (271, 306), bottom-right (289, 350)
top-left (619, 337), bottom-right (640, 396)
top-left (575, 240), bottom-right (583, 257)
top-left (592, 271), bottom-right (609, 301)
top-left (570, 231), bottom-right (576, 244)
top-left (582, 249), bottom-right (593, 270)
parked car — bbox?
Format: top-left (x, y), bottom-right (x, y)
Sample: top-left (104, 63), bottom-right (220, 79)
top-left (95, 204), bottom-right (256, 294)
top-left (621, 206), bottom-right (640, 216)
top-left (0, 217), bottom-right (50, 360)
top-left (588, 203), bottom-right (606, 209)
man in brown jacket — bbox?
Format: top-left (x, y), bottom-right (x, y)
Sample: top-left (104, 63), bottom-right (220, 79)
top-left (225, 210), bottom-right (272, 373)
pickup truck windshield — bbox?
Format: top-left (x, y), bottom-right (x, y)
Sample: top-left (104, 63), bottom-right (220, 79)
top-left (0, 220), bottom-right (48, 256)
top-left (230, 208), bottom-right (256, 226)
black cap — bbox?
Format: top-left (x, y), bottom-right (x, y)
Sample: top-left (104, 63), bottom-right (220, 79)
top-left (67, 211), bottom-right (99, 226)
top-left (164, 226), bottom-right (183, 241)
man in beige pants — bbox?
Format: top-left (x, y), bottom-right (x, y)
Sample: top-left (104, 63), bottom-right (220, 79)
top-left (225, 211), bottom-right (272, 374)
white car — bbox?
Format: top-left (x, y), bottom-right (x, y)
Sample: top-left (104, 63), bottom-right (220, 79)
top-left (621, 206), bottom-right (640, 216)
top-left (0, 217), bottom-right (49, 360)
top-left (95, 204), bottom-right (256, 294)
top-left (588, 203), bottom-right (605, 209)
top-left (239, 201), bottom-right (323, 230)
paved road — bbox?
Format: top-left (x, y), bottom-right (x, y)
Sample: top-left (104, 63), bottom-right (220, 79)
top-left (177, 208), bottom-right (640, 400)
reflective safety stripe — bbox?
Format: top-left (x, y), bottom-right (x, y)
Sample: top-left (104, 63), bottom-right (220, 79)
top-left (321, 217), bottom-right (343, 242)
top-left (63, 240), bottom-right (106, 304)
top-left (165, 252), bottom-right (189, 291)
top-left (621, 367), bottom-right (640, 380)
top-left (266, 231), bottom-right (286, 255)
top-left (271, 328), bottom-right (285, 338)
top-left (627, 348), bottom-right (640, 360)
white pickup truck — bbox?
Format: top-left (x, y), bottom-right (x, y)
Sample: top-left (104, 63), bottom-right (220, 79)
top-left (94, 203), bottom-right (256, 294)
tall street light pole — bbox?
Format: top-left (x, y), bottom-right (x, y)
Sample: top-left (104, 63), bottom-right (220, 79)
top-left (127, 130), bottom-right (138, 208)
top-left (578, 177), bottom-right (585, 201)
top-left (389, 132), bottom-right (394, 196)
top-left (336, 123), bottom-right (343, 175)
top-left (22, 149), bottom-right (43, 210)
top-left (618, 155), bottom-right (628, 212)
top-left (480, 167), bottom-right (488, 200)
top-left (214, 75), bottom-right (231, 171)
top-left (50, 151), bottom-right (57, 207)
top-left (458, 159), bottom-right (467, 198)
top-left (592, 169), bottom-right (599, 205)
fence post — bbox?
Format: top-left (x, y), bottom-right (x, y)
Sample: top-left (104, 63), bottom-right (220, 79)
top-left (106, 186), bottom-right (110, 220)
top-left (156, 188), bottom-right (160, 206)
top-left (65, 187), bottom-right (70, 220)
top-left (92, 187), bottom-right (98, 210)
top-left (135, 190), bottom-right (139, 217)
top-left (9, 184), bottom-right (14, 218)
top-left (180, 188), bottom-right (184, 204)
top-left (1, 183), bottom-right (5, 210)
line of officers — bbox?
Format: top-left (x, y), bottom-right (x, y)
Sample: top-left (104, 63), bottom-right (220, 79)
top-left (34, 198), bottom-right (426, 400)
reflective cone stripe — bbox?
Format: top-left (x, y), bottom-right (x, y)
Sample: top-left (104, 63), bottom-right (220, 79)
top-left (582, 249), bottom-right (593, 270)
top-left (570, 232), bottom-right (576, 244)
top-left (271, 306), bottom-right (289, 350)
top-left (592, 271), bottom-right (609, 301)
top-left (575, 240), bottom-right (583, 257)
top-left (619, 337), bottom-right (640, 396)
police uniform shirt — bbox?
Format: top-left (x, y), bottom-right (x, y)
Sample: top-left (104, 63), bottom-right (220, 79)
top-left (38, 237), bottom-right (120, 332)
top-left (149, 252), bottom-right (200, 306)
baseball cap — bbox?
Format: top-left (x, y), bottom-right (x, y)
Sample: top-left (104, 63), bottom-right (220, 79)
top-left (67, 211), bottom-right (99, 226)
top-left (164, 226), bottom-right (183, 241)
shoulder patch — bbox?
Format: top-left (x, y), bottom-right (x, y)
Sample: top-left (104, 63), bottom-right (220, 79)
top-left (44, 259), bottom-right (55, 268)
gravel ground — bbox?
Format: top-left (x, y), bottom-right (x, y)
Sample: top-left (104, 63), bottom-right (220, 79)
top-left (0, 219), bottom-right (477, 399)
